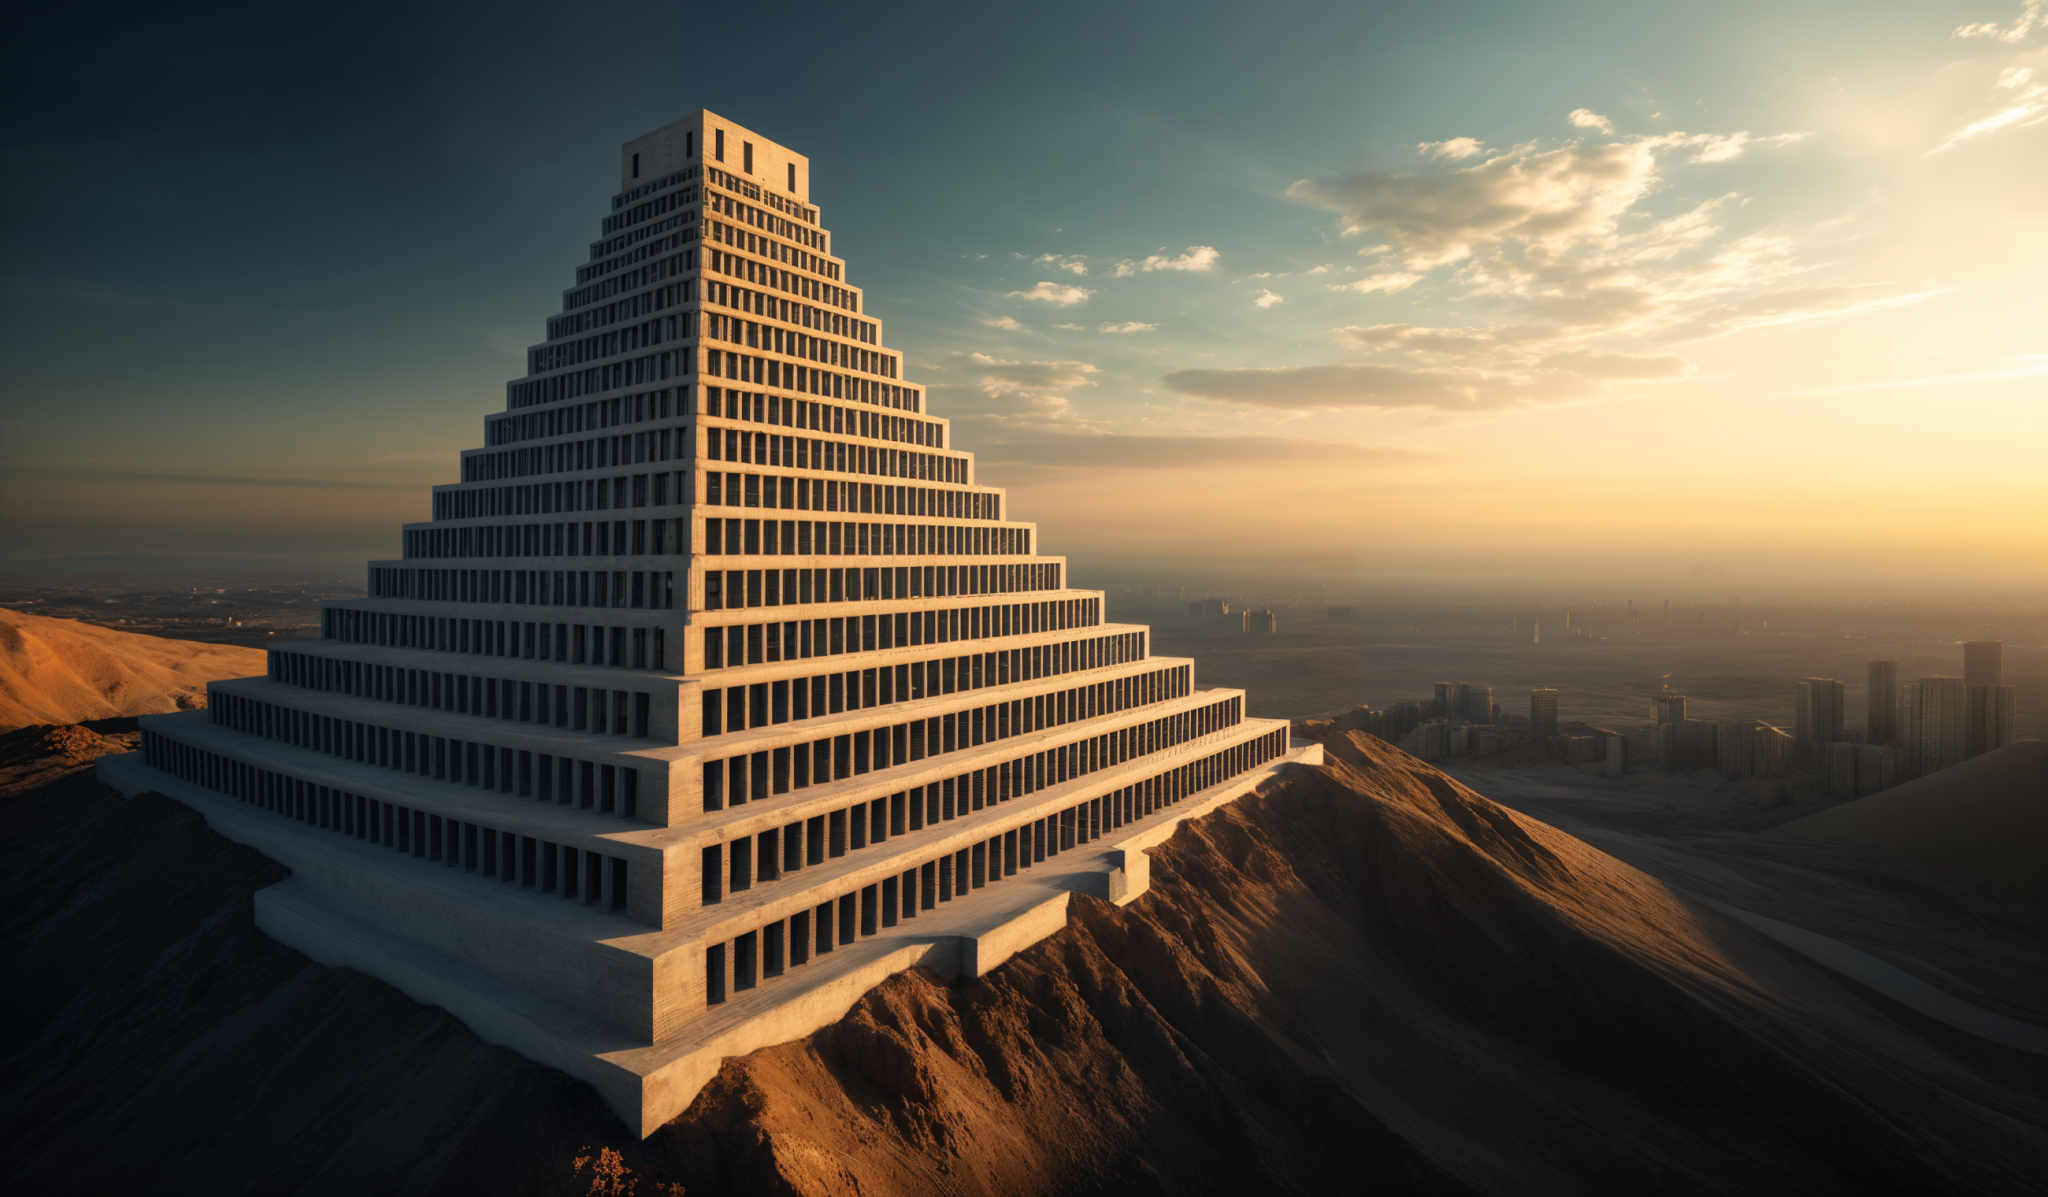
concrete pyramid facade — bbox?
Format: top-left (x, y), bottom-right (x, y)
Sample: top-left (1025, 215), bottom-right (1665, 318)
top-left (100, 110), bottom-right (1319, 1135)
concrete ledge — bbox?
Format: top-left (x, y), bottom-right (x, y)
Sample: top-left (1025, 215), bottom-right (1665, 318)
top-left (95, 737), bottom-right (1324, 1137)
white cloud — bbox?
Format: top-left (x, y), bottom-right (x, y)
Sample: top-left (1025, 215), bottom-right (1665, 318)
top-left (1419, 137), bottom-right (1485, 160)
top-left (1305, 264), bottom-right (1331, 275)
top-left (1054, 322), bottom-right (1085, 331)
top-left (1329, 272), bottom-right (1423, 296)
top-left (1111, 245), bottom-right (1221, 277)
top-left (1569, 108), bottom-right (1615, 134)
top-left (1035, 253), bottom-right (1089, 276)
top-left (980, 315), bottom-right (1023, 331)
top-left (1252, 289), bottom-right (1284, 309)
top-left (1954, 1), bottom-right (2044, 42)
top-left (1008, 280), bottom-right (1095, 305)
top-left (1098, 321), bottom-right (1159, 334)
top-left (1927, 71), bottom-right (2048, 154)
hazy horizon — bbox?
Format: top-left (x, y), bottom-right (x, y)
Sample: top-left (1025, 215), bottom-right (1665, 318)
top-left (4, 0), bottom-right (2045, 596)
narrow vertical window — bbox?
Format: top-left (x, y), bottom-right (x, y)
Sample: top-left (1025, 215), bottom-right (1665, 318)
top-left (715, 129), bottom-right (724, 161)
top-left (631, 152), bottom-right (640, 179)
top-left (743, 141), bottom-right (754, 173)
top-left (686, 130), bottom-right (694, 158)
top-left (787, 163), bottom-right (796, 191)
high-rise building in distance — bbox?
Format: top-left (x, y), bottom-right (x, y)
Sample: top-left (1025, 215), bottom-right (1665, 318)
top-left (1866, 659), bottom-right (1899, 746)
top-left (1651, 692), bottom-right (1688, 726)
top-left (1794, 677), bottom-right (1845, 759)
top-left (1529, 687), bottom-right (1559, 738)
top-left (1967, 683), bottom-right (2016, 757)
top-left (1452, 682), bottom-right (1494, 724)
top-left (1913, 676), bottom-right (1971, 774)
top-left (98, 110), bottom-right (1312, 1135)
top-left (1963, 640), bottom-right (2003, 686)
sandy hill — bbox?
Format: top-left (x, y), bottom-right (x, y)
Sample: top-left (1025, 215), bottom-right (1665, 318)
top-left (0, 607), bottom-right (266, 732)
top-left (1778, 740), bottom-right (2048, 919)
top-left (1, 715), bottom-right (2043, 1193)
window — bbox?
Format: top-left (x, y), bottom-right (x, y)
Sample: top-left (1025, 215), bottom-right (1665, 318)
top-left (743, 141), bottom-right (754, 173)
top-left (686, 130), bottom-right (694, 158)
top-left (631, 152), bottom-right (639, 179)
top-left (715, 129), bottom-right (724, 161)
top-left (787, 163), bottom-right (796, 191)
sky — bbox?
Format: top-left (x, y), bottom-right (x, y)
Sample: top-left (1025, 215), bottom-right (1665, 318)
top-left (2, 0), bottom-right (2044, 596)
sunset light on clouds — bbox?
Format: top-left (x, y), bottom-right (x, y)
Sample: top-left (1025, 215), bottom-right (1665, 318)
top-left (2, 0), bottom-right (2042, 593)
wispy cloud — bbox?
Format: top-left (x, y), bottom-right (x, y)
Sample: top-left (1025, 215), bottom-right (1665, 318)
top-left (981, 314), bottom-right (1024, 331)
top-left (1252, 288), bottom-right (1284, 309)
top-left (1111, 245), bottom-right (1220, 277)
top-left (1329, 272), bottom-right (1423, 296)
top-left (1007, 280), bottom-right (1095, 305)
top-left (1097, 321), bottom-right (1158, 334)
top-left (1419, 137), bottom-right (1485, 160)
top-left (1953, 0), bottom-right (2044, 42)
top-left (1569, 108), bottom-right (1615, 134)
top-left (1035, 253), bottom-right (1089, 276)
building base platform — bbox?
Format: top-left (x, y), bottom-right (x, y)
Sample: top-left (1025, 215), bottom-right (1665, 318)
top-left (98, 741), bottom-right (1323, 1136)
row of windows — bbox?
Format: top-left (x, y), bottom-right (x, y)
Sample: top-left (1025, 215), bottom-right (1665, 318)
top-left (701, 629), bottom-right (1145, 736)
top-left (705, 279), bottom-right (874, 348)
top-left (369, 565), bottom-right (678, 610)
top-left (404, 515), bottom-right (685, 561)
top-left (612, 164), bottom-right (698, 214)
top-left (508, 346), bottom-right (684, 412)
top-left (545, 281), bottom-right (694, 345)
top-left (602, 178), bottom-right (698, 235)
top-left (702, 727), bottom-right (1289, 1005)
top-left (435, 469), bottom-right (689, 522)
top-left (486, 387), bottom-right (682, 449)
top-left (209, 689), bottom-right (644, 819)
top-left (705, 218), bottom-right (844, 305)
top-left (529, 313), bottom-right (688, 376)
top-left (701, 662), bottom-right (1201, 811)
top-left (706, 170), bottom-right (819, 239)
top-left (557, 246), bottom-right (694, 320)
top-left (704, 385), bottom-right (939, 451)
top-left (706, 470), bottom-right (995, 522)
top-left (704, 311), bottom-right (898, 384)
top-left (700, 516), bottom-right (1029, 560)
top-left (701, 596), bottom-right (1101, 671)
top-left (703, 562), bottom-right (1060, 613)
top-left (583, 209), bottom-right (696, 275)
top-left (269, 648), bottom-right (655, 740)
top-left (322, 608), bottom-right (668, 672)
top-left (704, 421), bottom-right (964, 484)
top-left (141, 730), bottom-right (634, 916)
top-left (703, 344), bottom-right (912, 418)
top-left (463, 417), bottom-right (685, 483)
top-left (576, 224), bottom-right (695, 287)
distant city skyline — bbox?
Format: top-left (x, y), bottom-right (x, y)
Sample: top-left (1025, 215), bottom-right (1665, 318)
top-left (4, 0), bottom-right (2046, 595)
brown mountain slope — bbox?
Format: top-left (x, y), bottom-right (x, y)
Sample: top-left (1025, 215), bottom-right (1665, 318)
top-left (1776, 739), bottom-right (2047, 918)
top-left (2, 718), bottom-right (2044, 1195)
top-left (0, 607), bottom-right (265, 731)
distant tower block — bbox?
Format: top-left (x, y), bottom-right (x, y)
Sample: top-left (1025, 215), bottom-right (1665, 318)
top-left (1433, 681), bottom-right (1454, 717)
top-left (1529, 688), bottom-right (1560, 738)
top-left (1452, 682), bottom-right (1493, 724)
top-left (1967, 683), bottom-right (2016, 757)
top-left (1651, 692), bottom-right (1687, 726)
top-left (1794, 677), bottom-right (1845, 759)
top-left (1963, 640), bottom-right (2003, 686)
top-left (1241, 609), bottom-right (1277, 636)
top-left (1913, 676), bottom-right (1970, 774)
top-left (97, 110), bottom-right (1314, 1137)
top-left (1866, 659), bottom-right (1899, 746)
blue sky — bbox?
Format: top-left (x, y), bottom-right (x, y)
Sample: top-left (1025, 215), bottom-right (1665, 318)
top-left (3, 0), bottom-right (2044, 591)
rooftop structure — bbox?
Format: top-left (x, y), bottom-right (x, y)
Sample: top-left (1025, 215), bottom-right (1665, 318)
top-left (97, 111), bottom-right (1316, 1136)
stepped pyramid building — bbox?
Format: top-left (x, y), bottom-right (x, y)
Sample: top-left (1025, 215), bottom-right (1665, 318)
top-left (101, 111), bottom-right (1318, 1135)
